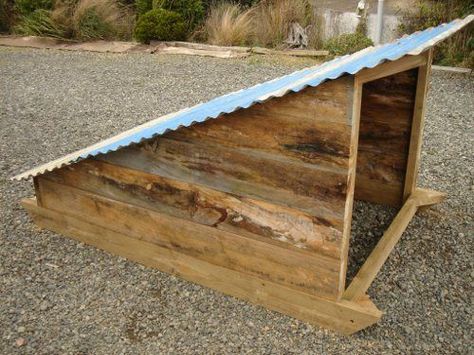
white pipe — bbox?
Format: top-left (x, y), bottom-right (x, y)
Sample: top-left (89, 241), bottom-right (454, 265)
top-left (375, 0), bottom-right (384, 44)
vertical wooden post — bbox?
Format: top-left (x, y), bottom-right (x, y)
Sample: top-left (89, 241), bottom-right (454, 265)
top-left (338, 77), bottom-right (362, 297)
top-left (403, 49), bottom-right (433, 201)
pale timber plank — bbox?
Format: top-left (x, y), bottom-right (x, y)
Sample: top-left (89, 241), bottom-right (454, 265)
top-left (338, 77), bottom-right (362, 296)
top-left (356, 54), bottom-right (426, 84)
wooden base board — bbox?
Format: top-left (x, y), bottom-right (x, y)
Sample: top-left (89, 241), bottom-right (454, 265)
top-left (21, 197), bottom-right (382, 335)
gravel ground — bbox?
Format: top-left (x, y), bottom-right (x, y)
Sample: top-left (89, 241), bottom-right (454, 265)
top-left (0, 47), bottom-right (472, 354)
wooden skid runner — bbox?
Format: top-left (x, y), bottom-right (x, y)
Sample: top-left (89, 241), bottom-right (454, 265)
top-left (22, 197), bottom-right (382, 335)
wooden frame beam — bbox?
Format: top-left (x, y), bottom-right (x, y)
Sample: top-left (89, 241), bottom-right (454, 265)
top-left (356, 53), bottom-right (427, 84)
top-left (403, 49), bottom-right (434, 201)
top-left (343, 188), bottom-right (446, 301)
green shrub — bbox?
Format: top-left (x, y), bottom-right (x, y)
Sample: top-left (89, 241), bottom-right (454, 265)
top-left (152, 0), bottom-right (204, 32)
top-left (135, 0), bottom-right (152, 16)
top-left (14, 0), bottom-right (53, 15)
top-left (13, 9), bottom-right (64, 37)
top-left (134, 8), bottom-right (185, 43)
top-left (323, 32), bottom-right (373, 56)
top-left (398, 0), bottom-right (473, 67)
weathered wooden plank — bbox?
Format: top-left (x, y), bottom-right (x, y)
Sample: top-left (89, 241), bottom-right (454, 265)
top-left (166, 110), bottom-right (351, 170)
top-left (251, 47), bottom-right (329, 57)
top-left (101, 142), bottom-right (347, 224)
top-left (22, 197), bottom-right (382, 334)
top-left (33, 176), bottom-right (43, 207)
top-left (338, 78), bottom-right (362, 292)
top-left (251, 78), bottom-right (353, 125)
top-left (356, 150), bottom-right (407, 185)
top-left (165, 79), bottom-right (354, 170)
top-left (37, 178), bottom-right (343, 298)
top-left (355, 68), bottom-right (418, 206)
top-left (149, 136), bottom-right (348, 203)
top-left (44, 159), bottom-right (344, 258)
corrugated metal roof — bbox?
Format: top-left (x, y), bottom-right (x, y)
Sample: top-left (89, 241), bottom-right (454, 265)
top-left (12, 15), bottom-right (473, 181)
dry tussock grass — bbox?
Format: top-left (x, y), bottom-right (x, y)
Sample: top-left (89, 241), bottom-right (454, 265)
top-left (203, 0), bottom-right (322, 49)
top-left (51, 0), bottom-right (134, 40)
top-left (253, 0), bottom-right (311, 48)
top-left (204, 2), bottom-right (254, 46)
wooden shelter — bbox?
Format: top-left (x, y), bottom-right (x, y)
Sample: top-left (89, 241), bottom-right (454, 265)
top-left (13, 17), bottom-right (473, 334)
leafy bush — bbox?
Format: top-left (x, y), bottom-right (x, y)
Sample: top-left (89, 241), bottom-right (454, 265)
top-left (14, 0), bottom-right (53, 15)
top-left (323, 32), bottom-right (373, 56)
top-left (134, 8), bottom-right (185, 43)
top-left (135, 0), bottom-right (152, 16)
top-left (13, 8), bottom-right (64, 37)
top-left (398, 0), bottom-right (473, 67)
top-left (152, 0), bottom-right (204, 32)
top-left (203, 2), bottom-right (253, 46)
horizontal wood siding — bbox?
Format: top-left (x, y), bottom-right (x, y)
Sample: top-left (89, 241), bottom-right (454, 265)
top-left (37, 177), bottom-right (342, 299)
top-left (355, 68), bottom-right (418, 206)
top-left (43, 160), bottom-right (343, 258)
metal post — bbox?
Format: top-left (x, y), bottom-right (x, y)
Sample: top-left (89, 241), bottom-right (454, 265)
top-left (375, 0), bottom-right (384, 44)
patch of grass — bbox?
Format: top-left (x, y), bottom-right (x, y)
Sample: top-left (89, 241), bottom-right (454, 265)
top-left (13, 9), bottom-right (65, 38)
top-left (12, 0), bottom-right (134, 40)
top-left (73, 0), bottom-right (130, 40)
top-left (323, 32), bottom-right (373, 56)
top-left (203, 2), bottom-right (254, 46)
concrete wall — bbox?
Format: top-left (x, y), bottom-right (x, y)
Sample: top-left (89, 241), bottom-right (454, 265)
top-left (318, 8), bottom-right (400, 43)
